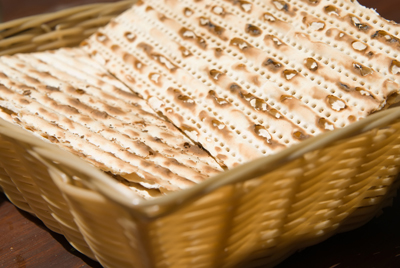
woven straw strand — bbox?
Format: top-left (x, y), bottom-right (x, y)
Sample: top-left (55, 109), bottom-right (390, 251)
top-left (0, 1), bottom-right (136, 56)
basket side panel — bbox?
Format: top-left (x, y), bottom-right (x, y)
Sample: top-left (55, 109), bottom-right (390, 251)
top-left (0, 159), bottom-right (33, 213)
top-left (0, 133), bottom-right (94, 258)
top-left (0, 136), bottom-right (62, 232)
top-left (23, 147), bottom-right (96, 257)
top-left (149, 119), bottom-right (400, 268)
top-left (48, 166), bottom-right (149, 268)
top-left (148, 185), bottom-right (236, 268)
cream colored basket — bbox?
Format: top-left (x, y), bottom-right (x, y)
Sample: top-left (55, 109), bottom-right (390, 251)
top-left (1, 1), bottom-right (400, 268)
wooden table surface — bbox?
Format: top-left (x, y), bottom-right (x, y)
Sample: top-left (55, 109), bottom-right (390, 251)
top-left (0, 0), bottom-right (400, 267)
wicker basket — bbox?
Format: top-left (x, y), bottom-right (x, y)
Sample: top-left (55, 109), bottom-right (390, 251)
top-left (1, 1), bottom-right (400, 268)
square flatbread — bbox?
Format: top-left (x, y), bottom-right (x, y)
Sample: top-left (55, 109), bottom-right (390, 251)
top-left (0, 47), bottom-right (223, 196)
top-left (83, 0), bottom-right (400, 168)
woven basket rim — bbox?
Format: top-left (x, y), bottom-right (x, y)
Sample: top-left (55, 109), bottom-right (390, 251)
top-left (1, 106), bottom-right (399, 219)
top-left (0, 0), bottom-right (399, 220)
top-left (0, 1), bottom-right (135, 30)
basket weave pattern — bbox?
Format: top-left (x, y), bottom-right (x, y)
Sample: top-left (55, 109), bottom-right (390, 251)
top-left (1, 108), bottom-right (400, 267)
top-left (0, 1), bottom-right (400, 268)
top-left (0, 1), bottom-right (136, 56)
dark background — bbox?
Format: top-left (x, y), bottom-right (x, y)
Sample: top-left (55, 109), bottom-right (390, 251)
top-left (0, 0), bottom-right (400, 267)
top-left (0, 0), bottom-right (121, 22)
top-left (0, 0), bottom-right (397, 23)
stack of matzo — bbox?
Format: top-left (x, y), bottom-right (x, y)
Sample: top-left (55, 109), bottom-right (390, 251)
top-left (0, 48), bottom-right (223, 198)
top-left (83, 0), bottom-right (400, 168)
top-left (1, 0), bottom-right (399, 198)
